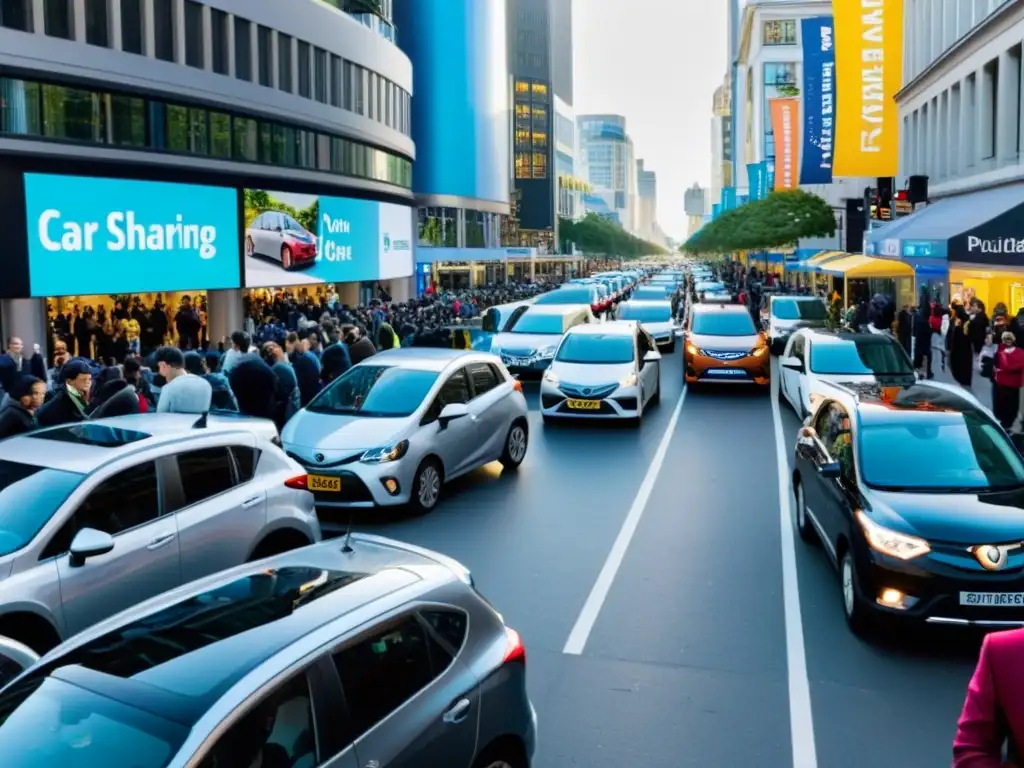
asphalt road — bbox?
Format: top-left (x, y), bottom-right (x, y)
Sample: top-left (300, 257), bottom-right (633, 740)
top-left (339, 352), bottom-right (981, 768)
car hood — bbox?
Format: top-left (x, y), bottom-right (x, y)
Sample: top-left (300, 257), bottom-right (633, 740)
top-left (492, 332), bottom-right (561, 352)
top-left (550, 361), bottom-right (632, 386)
top-left (871, 486), bottom-right (1024, 544)
top-left (689, 333), bottom-right (760, 353)
top-left (283, 410), bottom-right (408, 456)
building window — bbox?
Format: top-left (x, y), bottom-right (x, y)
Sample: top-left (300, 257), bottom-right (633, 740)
top-left (342, 60), bottom-right (353, 110)
top-left (107, 93), bottom-right (144, 146)
top-left (764, 62), bottom-right (797, 86)
top-left (514, 80), bottom-right (530, 98)
top-left (0, 0), bottom-right (32, 31)
top-left (532, 151), bottom-right (547, 178)
top-left (184, 0), bottom-right (203, 68)
top-left (233, 116), bottom-right (258, 161)
top-left (209, 111), bottom-right (231, 157)
top-left (210, 9), bottom-right (228, 74)
top-left (257, 26), bottom-right (272, 86)
top-left (515, 151), bottom-right (530, 179)
top-left (531, 81), bottom-right (548, 99)
top-left (234, 17), bottom-right (252, 82)
top-left (277, 33), bottom-right (292, 92)
top-left (84, 0), bottom-right (108, 46)
top-left (330, 54), bottom-right (342, 107)
top-left (41, 83), bottom-right (104, 141)
top-left (763, 19), bottom-right (797, 46)
top-left (43, 0), bottom-right (70, 38)
top-left (153, 0), bottom-right (174, 61)
top-left (297, 41), bottom-right (311, 98)
top-left (353, 65), bottom-right (365, 114)
top-left (314, 48), bottom-right (327, 103)
top-left (120, 0), bottom-right (142, 53)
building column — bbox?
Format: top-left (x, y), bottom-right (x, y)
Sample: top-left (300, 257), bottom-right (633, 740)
top-left (959, 77), bottom-right (972, 171)
top-left (249, 19), bottom-right (258, 84)
top-left (225, 13), bottom-right (235, 77)
top-left (141, 0), bottom-right (155, 56)
top-left (291, 38), bottom-right (300, 94)
top-left (31, 0), bottom-right (43, 33)
top-left (386, 277), bottom-right (414, 303)
top-left (110, 0), bottom-right (123, 50)
top-left (997, 51), bottom-right (1018, 163)
top-left (205, 290), bottom-right (244, 346)
top-left (172, 0), bottom-right (185, 63)
top-left (337, 283), bottom-right (358, 306)
top-left (1, 299), bottom-right (48, 359)
top-left (72, 0), bottom-right (86, 41)
top-left (201, 3), bottom-right (212, 70)
top-left (270, 25), bottom-right (279, 89)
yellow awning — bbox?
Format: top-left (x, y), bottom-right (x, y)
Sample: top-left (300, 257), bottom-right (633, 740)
top-left (819, 255), bottom-right (915, 278)
top-left (807, 250), bottom-right (847, 265)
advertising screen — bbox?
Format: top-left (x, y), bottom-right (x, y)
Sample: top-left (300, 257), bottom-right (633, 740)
top-left (24, 174), bottom-right (241, 297)
top-left (243, 189), bottom-right (414, 288)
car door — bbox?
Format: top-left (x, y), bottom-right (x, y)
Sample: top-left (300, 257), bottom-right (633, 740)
top-left (329, 613), bottom-right (479, 768)
top-left (815, 402), bottom-right (857, 549)
top-left (798, 402), bottom-right (845, 555)
top-left (637, 330), bottom-right (658, 402)
top-left (252, 212), bottom-right (274, 258)
top-left (170, 440), bottom-right (267, 584)
top-left (465, 362), bottom-right (510, 466)
top-left (782, 334), bottom-right (805, 410)
top-left (51, 460), bottom-right (181, 637)
top-left (422, 368), bottom-right (476, 478)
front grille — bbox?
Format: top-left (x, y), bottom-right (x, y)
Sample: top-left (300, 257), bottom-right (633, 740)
top-left (704, 350), bottom-right (749, 361)
top-left (311, 471), bottom-right (374, 503)
top-left (559, 382), bottom-right (618, 399)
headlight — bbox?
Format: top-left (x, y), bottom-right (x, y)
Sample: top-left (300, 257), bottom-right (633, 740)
top-left (620, 372), bottom-right (638, 387)
top-left (685, 343), bottom-right (699, 356)
top-left (543, 369), bottom-right (559, 385)
top-left (856, 511), bottom-right (930, 560)
top-left (538, 346), bottom-right (557, 358)
top-left (360, 440), bottom-right (410, 464)
top-left (753, 346), bottom-right (768, 357)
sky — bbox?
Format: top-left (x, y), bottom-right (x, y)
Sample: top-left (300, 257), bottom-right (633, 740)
top-left (573, 0), bottom-right (728, 241)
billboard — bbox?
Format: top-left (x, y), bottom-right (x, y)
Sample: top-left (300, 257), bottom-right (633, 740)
top-left (800, 16), bottom-right (835, 184)
top-left (833, 0), bottom-right (903, 177)
top-left (769, 98), bottom-right (800, 190)
top-left (23, 174), bottom-right (240, 297)
top-left (243, 189), bottom-right (413, 288)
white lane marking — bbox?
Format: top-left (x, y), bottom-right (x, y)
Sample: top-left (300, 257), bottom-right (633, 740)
top-left (562, 386), bottom-right (688, 655)
top-left (771, 367), bottom-right (819, 768)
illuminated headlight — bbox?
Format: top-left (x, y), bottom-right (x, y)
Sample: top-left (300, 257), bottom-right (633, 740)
top-left (538, 346), bottom-right (557, 358)
top-left (543, 370), bottom-right (559, 385)
top-left (620, 372), bottom-right (638, 387)
top-left (360, 440), bottom-right (410, 464)
top-left (856, 511), bottom-right (931, 560)
top-left (685, 343), bottom-right (700, 356)
top-left (752, 346), bottom-right (768, 357)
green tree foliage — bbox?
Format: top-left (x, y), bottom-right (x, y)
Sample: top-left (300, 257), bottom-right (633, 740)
top-left (559, 214), bottom-right (666, 258)
top-left (243, 189), bottom-right (319, 233)
top-left (681, 189), bottom-right (836, 255)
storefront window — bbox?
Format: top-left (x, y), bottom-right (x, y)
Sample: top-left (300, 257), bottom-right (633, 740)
top-left (232, 116), bottom-right (258, 161)
top-left (107, 94), bottom-right (145, 147)
top-left (465, 210), bottom-right (486, 248)
top-left (1, 79), bottom-right (41, 135)
top-left (209, 111), bottom-right (231, 158)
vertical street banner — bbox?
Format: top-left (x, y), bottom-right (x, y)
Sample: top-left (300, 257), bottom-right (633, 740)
top-left (833, 0), bottom-right (904, 177)
top-left (769, 98), bottom-right (800, 190)
top-left (766, 163), bottom-right (776, 192)
top-left (800, 16), bottom-right (835, 184)
top-left (722, 186), bottom-right (737, 210)
top-left (712, 203), bottom-right (722, 219)
top-left (747, 162), bottom-right (767, 201)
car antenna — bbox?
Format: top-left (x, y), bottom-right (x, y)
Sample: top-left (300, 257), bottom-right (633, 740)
top-left (192, 412), bottom-right (208, 429)
top-left (341, 513), bottom-right (355, 553)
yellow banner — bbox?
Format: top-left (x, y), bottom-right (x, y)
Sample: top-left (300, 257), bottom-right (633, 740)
top-left (769, 98), bottom-right (800, 190)
top-left (833, 0), bottom-right (904, 177)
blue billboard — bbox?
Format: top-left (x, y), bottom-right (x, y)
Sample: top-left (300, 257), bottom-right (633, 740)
top-left (243, 189), bottom-right (413, 288)
top-left (24, 174), bottom-right (240, 297)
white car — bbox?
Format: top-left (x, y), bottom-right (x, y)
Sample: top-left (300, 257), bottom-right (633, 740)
top-left (779, 329), bottom-right (917, 419)
top-left (616, 299), bottom-right (680, 352)
top-left (695, 281), bottom-right (732, 302)
top-left (490, 304), bottom-right (594, 375)
top-left (540, 321), bottom-right (662, 426)
top-left (766, 295), bottom-right (829, 354)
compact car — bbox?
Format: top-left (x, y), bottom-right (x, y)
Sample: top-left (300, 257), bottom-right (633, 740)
top-left (533, 284), bottom-right (605, 317)
top-left (616, 299), bottom-right (679, 352)
top-left (694, 281), bottom-right (732, 302)
top-left (490, 304), bottom-right (594, 374)
top-left (683, 304), bottom-right (769, 387)
top-left (245, 210), bottom-right (318, 270)
top-left (765, 295), bottom-right (829, 354)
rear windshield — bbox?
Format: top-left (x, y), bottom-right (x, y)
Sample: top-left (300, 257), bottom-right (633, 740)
top-left (695, 282), bottom-right (726, 293)
top-left (0, 461), bottom-right (84, 557)
top-left (509, 314), bottom-right (566, 334)
top-left (618, 304), bottom-right (672, 322)
top-left (556, 335), bottom-right (634, 364)
top-left (536, 289), bottom-right (592, 305)
top-left (772, 299), bottom-right (828, 321)
top-left (810, 339), bottom-right (913, 376)
top-left (691, 312), bottom-right (755, 336)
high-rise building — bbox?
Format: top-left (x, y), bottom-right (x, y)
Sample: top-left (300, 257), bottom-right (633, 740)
top-left (710, 75), bottom-right (732, 208)
top-left (636, 159), bottom-right (658, 242)
top-left (684, 183), bottom-right (709, 238)
top-left (578, 114), bottom-right (637, 232)
top-left (551, 0), bottom-right (584, 222)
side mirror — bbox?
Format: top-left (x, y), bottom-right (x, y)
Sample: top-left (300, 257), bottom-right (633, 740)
top-left (438, 403), bottom-right (470, 427)
top-left (0, 636), bottom-right (39, 686)
top-left (780, 355), bottom-right (803, 372)
top-left (68, 528), bottom-right (115, 568)
top-left (817, 461), bottom-right (842, 479)
top-left (643, 350), bottom-right (662, 363)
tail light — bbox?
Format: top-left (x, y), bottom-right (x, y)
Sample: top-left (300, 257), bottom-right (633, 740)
top-left (503, 626), bottom-right (526, 665)
top-left (512, 379), bottom-right (523, 393)
top-left (284, 474), bottom-right (309, 490)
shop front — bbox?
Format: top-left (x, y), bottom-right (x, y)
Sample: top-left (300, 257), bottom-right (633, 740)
top-left (784, 251), bottom-right (848, 294)
top-left (413, 247), bottom-right (542, 294)
top-left (816, 255), bottom-right (915, 308)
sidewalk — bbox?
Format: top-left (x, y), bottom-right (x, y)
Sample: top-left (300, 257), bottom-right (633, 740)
top-left (929, 354), bottom-right (994, 411)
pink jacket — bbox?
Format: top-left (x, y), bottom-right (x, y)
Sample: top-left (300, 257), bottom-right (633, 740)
top-left (954, 629), bottom-right (1024, 767)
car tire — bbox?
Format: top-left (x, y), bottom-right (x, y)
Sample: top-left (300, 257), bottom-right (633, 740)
top-left (410, 458), bottom-right (443, 515)
top-left (281, 245), bottom-right (293, 270)
top-left (840, 549), bottom-right (873, 637)
top-left (792, 479), bottom-right (816, 543)
top-left (500, 420), bottom-right (528, 470)
top-left (245, 235), bottom-right (255, 259)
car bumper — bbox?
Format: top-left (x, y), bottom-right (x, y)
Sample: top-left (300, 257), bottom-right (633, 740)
top-left (684, 358), bottom-right (770, 386)
top-left (304, 460), bottom-right (418, 510)
top-left (539, 381), bottom-right (641, 418)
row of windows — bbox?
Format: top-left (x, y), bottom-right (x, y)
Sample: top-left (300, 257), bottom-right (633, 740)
top-left (763, 19), bottom-right (797, 46)
top-left (514, 150), bottom-right (548, 179)
top-left (0, 77), bottom-right (412, 187)
top-left (0, 0), bottom-right (411, 136)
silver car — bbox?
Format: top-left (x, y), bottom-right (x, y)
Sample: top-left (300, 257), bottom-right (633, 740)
top-left (617, 299), bottom-right (680, 352)
top-left (282, 348), bottom-right (530, 514)
top-left (0, 533), bottom-right (537, 768)
top-left (541, 321), bottom-right (662, 426)
top-left (0, 413), bottom-right (321, 654)
top-left (490, 304), bottom-right (594, 374)
top-left (766, 295), bottom-right (829, 354)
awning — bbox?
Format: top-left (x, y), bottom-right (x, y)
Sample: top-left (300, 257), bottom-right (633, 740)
top-left (786, 250), bottom-right (847, 273)
top-left (819, 255), bottom-right (915, 278)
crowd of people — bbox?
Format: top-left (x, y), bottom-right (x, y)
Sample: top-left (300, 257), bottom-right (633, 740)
top-left (0, 280), bottom-right (559, 440)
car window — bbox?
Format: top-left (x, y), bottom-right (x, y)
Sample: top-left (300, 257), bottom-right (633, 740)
top-left (174, 447), bottom-right (236, 508)
top-left (556, 334), bottom-right (634, 364)
top-left (333, 616), bottom-right (444, 741)
top-left (813, 403), bottom-right (834, 449)
top-left (691, 312), bottom-right (755, 336)
top-left (791, 335), bottom-right (805, 362)
top-left (0, 461), bottom-right (83, 558)
top-left (508, 313), bottom-right (566, 334)
top-left (251, 213), bottom-right (263, 229)
top-left (468, 363), bottom-right (500, 396)
top-left (438, 369), bottom-right (471, 405)
top-left (42, 461), bottom-right (161, 559)
top-left (198, 671), bottom-right (317, 768)
top-left (618, 304), bottom-right (672, 322)
top-left (535, 289), bottom-right (593, 305)
top-left (231, 446), bottom-right (259, 482)
top-left (420, 609), bottom-right (469, 655)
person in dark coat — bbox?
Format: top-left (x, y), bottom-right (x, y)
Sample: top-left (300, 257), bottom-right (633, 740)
top-left (0, 375), bottom-right (46, 439)
top-left (227, 355), bottom-right (278, 422)
top-left (37, 359), bottom-right (93, 428)
top-left (949, 304), bottom-right (975, 388)
top-left (344, 327), bottom-right (377, 365)
top-left (319, 343), bottom-right (351, 387)
top-left (284, 334), bottom-right (321, 408)
top-left (123, 357), bottom-right (156, 411)
top-left (200, 350), bottom-right (239, 411)
top-left (90, 379), bottom-right (142, 418)
top-left (261, 342), bottom-right (301, 430)
top-left (0, 337), bottom-right (46, 395)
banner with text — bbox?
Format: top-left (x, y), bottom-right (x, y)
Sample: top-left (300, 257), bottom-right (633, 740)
top-left (800, 16), bottom-right (835, 184)
top-left (722, 186), bottom-right (737, 211)
top-left (747, 162), bottom-right (767, 201)
top-left (770, 98), bottom-right (800, 190)
top-left (833, 0), bottom-right (903, 177)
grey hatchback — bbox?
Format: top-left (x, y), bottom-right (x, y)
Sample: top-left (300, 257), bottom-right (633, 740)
top-left (0, 533), bottom-right (536, 768)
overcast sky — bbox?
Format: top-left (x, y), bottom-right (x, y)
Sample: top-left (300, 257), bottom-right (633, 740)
top-left (573, 0), bottom-right (727, 240)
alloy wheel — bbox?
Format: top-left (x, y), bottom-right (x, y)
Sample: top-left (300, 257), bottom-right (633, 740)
top-left (842, 558), bottom-right (855, 617)
top-left (508, 425), bottom-right (527, 463)
top-left (417, 465), bottom-right (441, 509)
top-left (245, 237), bottom-right (254, 258)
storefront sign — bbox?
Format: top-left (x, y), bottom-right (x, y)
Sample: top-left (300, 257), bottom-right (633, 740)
top-left (832, 0), bottom-right (904, 177)
top-left (243, 189), bottom-right (413, 288)
top-left (24, 174), bottom-right (240, 297)
top-left (880, 239), bottom-right (900, 257)
top-left (902, 241), bottom-right (938, 258)
top-left (800, 16), bottom-right (835, 184)
top-left (769, 98), bottom-right (800, 190)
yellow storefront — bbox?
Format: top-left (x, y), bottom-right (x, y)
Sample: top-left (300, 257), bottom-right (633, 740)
top-left (948, 264), bottom-right (1024, 314)
top-left (817, 255), bottom-right (916, 308)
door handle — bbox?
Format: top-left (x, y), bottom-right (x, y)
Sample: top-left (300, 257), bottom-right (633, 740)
top-left (146, 532), bottom-right (176, 550)
top-left (442, 698), bottom-right (471, 724)
top-left (241, 496), bottom-right (262, 509)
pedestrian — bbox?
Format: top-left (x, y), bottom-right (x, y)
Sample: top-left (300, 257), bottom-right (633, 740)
top-left (994, 331), bottom-right (1024, 430)
top-left (344, 326), bottom-right (377, 365)
top-left (0, 375), bottom-right (46, 438)
top-left (154, 346), bottom-right (213, 414)
top-left (0, 337), bottom-right (46, 395)
top-left (228, 354), bottom-right (278, 422)
top-left (37, 359), bottom-right (93, 427)
top-left (949, 304), bottom-right (974, 388)
top-left (261, 342), bottom-right (301, 429)
top-left (284, 332), bottom-right (321, 407)
top-left (221, 330), bottom-right (255, 374)
top-left (203, 350), bottom-right (239, 411)
top-left (376, 322), bottom-right (399, 351)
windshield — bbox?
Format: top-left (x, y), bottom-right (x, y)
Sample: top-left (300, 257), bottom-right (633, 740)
top-left (691, 313), bottom-right (755, 336)
top-left (0, 462), bottom-right (83, 557)
top-left (695, 282), bottom-right (726, 293)
top-left (509, 314), bottom-right (565, 334)
top-left (810, 339), bottom-right (913, 376)
top-left (307, 365), bottom-right (438, 417)
top-left (0, 677), bottom-right (188, 768)
top-left (536, 290), bottom-right (592, 306)
top-left (859, 413), bottom-right (1024, 490)
top-left (618, 304), bottom-right (672, 322)
top-left (772, 299), bottom-right (828, 321)
top-left (635, 287), bottom-right (671, 299)
top-left (556, 334), bottom-right (634, 364)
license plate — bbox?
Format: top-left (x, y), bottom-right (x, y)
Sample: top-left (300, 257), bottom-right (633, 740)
top-left (566, 399), bottom-right (601, 410)
top-left (707, 368), bottom-right (746, 376)
top-left (308, 474), bottom-right (342, 492)
top-left (505, 357), bottom-right (532, 367)
top-left (960, 592), bottom-right (1024, 606)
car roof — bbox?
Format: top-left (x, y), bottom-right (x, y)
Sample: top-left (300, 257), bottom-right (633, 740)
top-left (567, 321), bottom-right (637, 336)
top-left (621, 299), bottom-right (671, 307)
top-left (692, 302), bottom-right (747, 314)
top-left (521, 303), bottom-right (589, 315)
top-left (799, 328), bottom-right (898, 345)
top-left (815, 379), bottom-right (989, 424)
top-left (771, 295), bottom-right (819, 301)
top-left (0, 414), bottom-right (272, 474)
top-left (359, 347), bottom-right (480, 372)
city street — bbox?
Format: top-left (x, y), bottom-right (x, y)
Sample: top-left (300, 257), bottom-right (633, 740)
top-left (338, 354), bottom-right (981, 768)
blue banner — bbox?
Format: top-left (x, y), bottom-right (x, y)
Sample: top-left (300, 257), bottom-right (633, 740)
top-left (766, 164), bottom-right (776, 193)
top-left (25, 174), bottom-right (240, 297)
top-left (746, 162), bottom-right (767, 201)
top-left (712, 203), bottom-right (722, 219)
top-left (800, 16), bottom-right (835, 184)
top-left (721, 187), bottom-right (737, 210)
top-left (737, 195), bottom-right (749, 206)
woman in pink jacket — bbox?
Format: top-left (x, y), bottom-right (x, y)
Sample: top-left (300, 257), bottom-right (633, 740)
top-left (954, 628), bottom-right (1024, 766)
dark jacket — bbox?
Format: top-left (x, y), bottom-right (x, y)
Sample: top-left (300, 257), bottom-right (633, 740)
top-left (347, 336), bottom-right (377, 365)
top-left (91, 383), bottom-right (142, 418)
top-left (36, 387), bottom-right (88, 428)
top-left (271, 361), bottom-right (302, 430)
top-left (204, 372), bottom-right (238, 411)
top-left (320, 343), bottom-right (351, 384)
top-left (228, 356), bottom-right (278, 422)
top-left (289, 351), bottom-right (321, 407)
top-left (0, 353), bottom-right (45, 394)
top-left (0, 401), bottom-right (35, 439)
